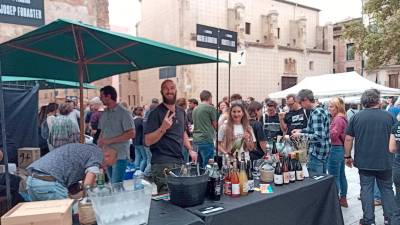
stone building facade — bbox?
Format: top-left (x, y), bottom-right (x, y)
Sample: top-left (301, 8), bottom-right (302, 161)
top-left (136, 0), bottom-right (333, 104)
top-left (333, 18), bottom-right (363, 75)
top-left (333, 18), bottom-right (400, 88)
top-left (0, 0), bottom-right (115, 106)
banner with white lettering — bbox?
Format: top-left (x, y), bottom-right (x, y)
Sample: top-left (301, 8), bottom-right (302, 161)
top-left (0, 0), bottom-right (44, 27)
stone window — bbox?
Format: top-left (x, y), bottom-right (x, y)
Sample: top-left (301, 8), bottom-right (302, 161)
top-left (309, 61), bottom-right (314, 70)
top-left (346, 43), bottom-right (355, 61)
top-left (245, 22), bottom-right (251, 34)
top-left (389, 74), bottom-right (399, 88)
top-left (333, 45), bottom-right (336, 62)
top-left (284, 58), bottom-right (297, 74)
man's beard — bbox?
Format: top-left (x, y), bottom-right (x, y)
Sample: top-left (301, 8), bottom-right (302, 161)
top-left (162, 94), bottom-right (177, 105)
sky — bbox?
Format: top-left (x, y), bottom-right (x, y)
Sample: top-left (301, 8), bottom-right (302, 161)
top-left (108, 0), bottom-right (362, 34)
top-left (296, 0), bottom-right (362, 24)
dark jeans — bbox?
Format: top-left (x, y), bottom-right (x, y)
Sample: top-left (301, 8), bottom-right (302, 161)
top-left (194, 142), bottom-right (215, 168)
top-left (308, 155), bottom-right (327, 174)
top-left (107, 159), bottom-right (128, 183)
top-left (327, 146), bottom-right (348, 197)
top-left (151, 162), bottom-right (182, 195)
top-left (359, 169), bottom-right (400, 225)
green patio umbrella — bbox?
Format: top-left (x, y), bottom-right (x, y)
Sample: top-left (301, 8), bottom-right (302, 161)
top-left (1, 76), bottom-right (96, 89)
top-left (0, 19), bottom-right (222, 208)
top-left (0, 18), bottom-right (223, 139)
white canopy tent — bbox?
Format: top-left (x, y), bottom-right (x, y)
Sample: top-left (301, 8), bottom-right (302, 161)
top-left (269, 72), bottom-right (400, 100)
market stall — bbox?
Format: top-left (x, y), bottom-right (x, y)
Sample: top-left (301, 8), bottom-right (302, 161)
top-left (68, 175), bottom-right (341, 225)
top-left (269, 71), bottom-right (400, 99)
top-left (187, 174), bottom-right (343, 225)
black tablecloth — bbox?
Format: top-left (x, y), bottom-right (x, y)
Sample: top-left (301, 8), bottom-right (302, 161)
top-left (73, 200), bottom-right (204, 225)
top-left (186, 175), bottom-right (344, 225)
top-left (149, 200), bottom-right (204, 225)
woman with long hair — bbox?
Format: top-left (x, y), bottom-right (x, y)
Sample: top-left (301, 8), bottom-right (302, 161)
top-left (327, 97), bottom-right (349, 208)
top-left (217, 102), bottom-right (255, 161)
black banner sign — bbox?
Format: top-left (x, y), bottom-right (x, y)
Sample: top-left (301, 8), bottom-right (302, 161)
top-left (196, 24), bottom-right (237, 52)
top-left (0, 0), bottom-right (45, 27)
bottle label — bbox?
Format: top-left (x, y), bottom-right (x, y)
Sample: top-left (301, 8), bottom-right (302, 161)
top-left (242, 182), bottom-right (249, 193)
top-left (215, 180), bottom-right (222, 195)
top-left (224, 182), bottom-right (232, 195)
top-left (289, 171), bottom-right (296, 181)
top-left (274, 174), bottom-right (283, 184)
top-left (232, 184), bottom-right (240, 195)
top-left (274, 154), bottom-right (280, 162)
top-left (247, 180), bottom-right (255, 191)
top-left (283, 172), bottom-right (290, 183)
top-left (296, 170), bottom-right (304, 180)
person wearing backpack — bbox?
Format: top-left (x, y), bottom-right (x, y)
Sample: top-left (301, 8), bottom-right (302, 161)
top-left (42, 103), bottom-right (58, 150)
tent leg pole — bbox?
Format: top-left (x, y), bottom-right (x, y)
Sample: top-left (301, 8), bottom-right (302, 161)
top-left (0, 60), bottom-right (12, 210)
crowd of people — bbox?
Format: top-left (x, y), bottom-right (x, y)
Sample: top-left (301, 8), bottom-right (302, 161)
top-left (15, 80), bottom-right (400, 225)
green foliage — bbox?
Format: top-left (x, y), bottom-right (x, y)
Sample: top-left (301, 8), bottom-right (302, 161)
top-left (343, 0), bottom-right (400, 70)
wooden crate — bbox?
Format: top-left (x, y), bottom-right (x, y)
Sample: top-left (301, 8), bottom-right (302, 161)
top-left (1, 199), bottom-right (74, 225)
top-left (17, 148), bottom-right (41, 169)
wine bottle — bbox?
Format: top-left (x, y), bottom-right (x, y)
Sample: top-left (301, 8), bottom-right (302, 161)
top-left (231, 160), bottom-right (240, 198)
top-left (272, 141), bottom-right (279, 161)
top-left (246, 160), bottom-right (254, 192)
top-left (282, 157), bottom-right (290, 185)
top-left (209, 163), bottom-right (222, 201)
top-left (164, 168), bottom-right (179, 177)
top-left (295, 153), bottom-right (304, 181)
top-left (235, 152), bottom-right (240, 169)
top-left (91, 169), bottom-right (111, 197)
top-left (288, 155), bottom-right (296, 183)
top-left (274, 161), bottom-right (283, 186)
top-left (239, 161), bottom-right (249, 196)
top-left (224, 165), bottom-right (232, 196)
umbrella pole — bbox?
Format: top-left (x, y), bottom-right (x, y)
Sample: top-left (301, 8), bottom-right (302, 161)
top-left (72, 25), bottom-right (86, 144)
top-left (78, 64), bottom-right (84, 144)
top-left (0, 60), bottom-right (13, 210)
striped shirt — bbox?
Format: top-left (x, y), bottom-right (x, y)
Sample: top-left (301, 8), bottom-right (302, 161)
top-left (49, 115), bottom-right (80, 149)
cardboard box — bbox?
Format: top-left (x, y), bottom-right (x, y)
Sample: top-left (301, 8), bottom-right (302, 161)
top-left (17, 148), bottom-right (40, 169)
top-left (0, 164), bottom-right (17, 175)
top-left (1, 199), bottom-right (74, 225)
